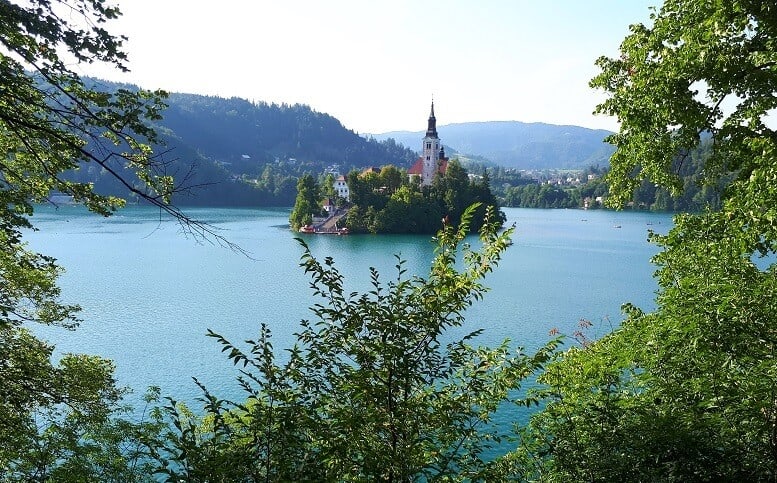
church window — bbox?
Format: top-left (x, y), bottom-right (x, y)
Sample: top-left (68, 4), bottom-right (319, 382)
top-left (426, 142), bottom-right (431, 149)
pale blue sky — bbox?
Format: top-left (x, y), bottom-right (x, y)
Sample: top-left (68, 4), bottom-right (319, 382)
top-left (79, 1), bottom-right (659, 133)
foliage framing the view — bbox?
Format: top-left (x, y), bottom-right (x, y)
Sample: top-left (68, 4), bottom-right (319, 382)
top-left (515, 1), bottom-right (777, 480)
top-left (153, 205), bottom-right (559, 481)
top-left (8, 0), bottom-right (777, 480)
top-left (1, 0), bottom-right (191, 478)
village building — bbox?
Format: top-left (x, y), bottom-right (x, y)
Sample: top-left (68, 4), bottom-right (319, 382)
top-left (408, 101), bottom-right (449, 186)
top-left (333, 174), bottom-right (350, 201)
top-left (322, 197), bottom-right (335, 214)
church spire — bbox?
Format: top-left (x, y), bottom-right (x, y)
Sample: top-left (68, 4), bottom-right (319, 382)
top-left (425, 100), bottom-right (438, 139)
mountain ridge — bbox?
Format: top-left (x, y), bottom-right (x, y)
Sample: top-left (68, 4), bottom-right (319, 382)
top-left (370, 120), bottom-right (615, 170)
top-left (70, 80), bottom-right (616, 207)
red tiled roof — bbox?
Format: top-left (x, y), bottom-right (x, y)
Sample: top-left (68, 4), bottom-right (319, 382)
top-left (407, 157), bottom-right (448, 176)
top-left (407, 157), bottom-right (424, 175)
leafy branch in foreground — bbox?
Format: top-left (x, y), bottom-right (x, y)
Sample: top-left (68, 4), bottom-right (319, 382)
top-left (1, 0), bottom-right (242, 251)
top-left (514, 1), bottom-right (777, 481)
top-left (152, 205), bottom-right (560, 481)
top-left (1, 0), bottom-right (245, 478)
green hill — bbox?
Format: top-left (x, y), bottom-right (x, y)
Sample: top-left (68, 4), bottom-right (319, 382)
top-left (70, 82), bottom-right (417, 207)
top-left (69, 82), bottom-right (615, 207)
top-left (160, 93), bottom-right (416, 174)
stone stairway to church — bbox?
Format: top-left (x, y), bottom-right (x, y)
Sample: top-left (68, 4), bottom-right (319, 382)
top-left (316, 209), bottom-right (347, 232)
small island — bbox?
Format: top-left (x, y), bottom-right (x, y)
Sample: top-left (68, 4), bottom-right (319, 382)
top-left (290, 102), bottom-right (504, 234)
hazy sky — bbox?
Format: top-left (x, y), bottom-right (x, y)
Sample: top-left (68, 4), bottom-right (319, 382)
top-left (77, 1), bottom-right (659, 134)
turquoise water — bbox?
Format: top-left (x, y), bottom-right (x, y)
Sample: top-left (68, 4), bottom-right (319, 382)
top-left (25, 206), bottom-right (671, 411)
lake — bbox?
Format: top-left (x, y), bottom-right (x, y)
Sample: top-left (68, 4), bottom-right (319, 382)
top-left (26, 205), bottom-right (672, 411)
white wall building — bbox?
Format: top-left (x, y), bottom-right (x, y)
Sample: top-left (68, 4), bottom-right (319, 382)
top-left (334, 175), bottom-right (350, 201)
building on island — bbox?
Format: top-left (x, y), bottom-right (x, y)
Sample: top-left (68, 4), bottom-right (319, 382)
top-left (408, 101), bottom-right (449, 186)
top-left (322, 197), bottom-right (335, 214)
top-left (333, 174), bottom-right (350, 201)
top-left (331, 102), bottom-right (447, 197)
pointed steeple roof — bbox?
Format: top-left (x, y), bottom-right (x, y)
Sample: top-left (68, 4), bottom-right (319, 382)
top-left (425, 100), bottom-right (438, 139)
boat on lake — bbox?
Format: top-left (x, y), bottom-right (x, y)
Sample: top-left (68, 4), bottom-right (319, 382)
top-left (299, 225), bottom-right (349, 235)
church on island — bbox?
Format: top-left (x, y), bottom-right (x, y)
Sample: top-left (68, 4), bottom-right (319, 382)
top-left (328, 101), bottom-right (449, 203)
top-left (294, 99), bottom-right (500, 235)
top-left (407, 101), bottom-right (449, 186)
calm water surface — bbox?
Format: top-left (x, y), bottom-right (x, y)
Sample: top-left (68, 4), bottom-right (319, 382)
top-left (26, 206), bottom-right (672, 410)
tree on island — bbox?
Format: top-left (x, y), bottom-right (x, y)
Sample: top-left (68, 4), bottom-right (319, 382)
top-left (289, 173), bottom-right (322, 230)
top-left (516, 1), bottom-right (777, 480)
top-left (334, 159), bottom-right (504, 234)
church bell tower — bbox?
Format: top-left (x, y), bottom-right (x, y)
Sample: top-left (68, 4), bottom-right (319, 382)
top-left (422, 101), bottom-right (440, 184)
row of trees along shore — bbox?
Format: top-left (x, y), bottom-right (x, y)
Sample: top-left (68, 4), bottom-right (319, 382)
top-left (491, 139), bottom-right (724, 212)
top-left (4, 0), bottom-right (777, 480)
top-left (290, 160), bottom-right (505, 234)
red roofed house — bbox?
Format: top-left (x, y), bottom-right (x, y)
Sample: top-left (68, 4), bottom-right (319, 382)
top-left (408, 101), bottom-right (448, 186)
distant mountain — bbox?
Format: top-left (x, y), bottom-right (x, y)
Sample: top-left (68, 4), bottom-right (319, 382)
top-left (371, 121), bottom-right (615, 170)
top-left (70, 81), bottom-right (614, 208)
top-left (69, 82), bottom-right (417, 206)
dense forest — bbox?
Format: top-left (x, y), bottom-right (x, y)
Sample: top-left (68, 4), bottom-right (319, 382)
top-left (64, 85), bottom-right (417, 207)
top-left (160, 94), bottom-right (416, 171)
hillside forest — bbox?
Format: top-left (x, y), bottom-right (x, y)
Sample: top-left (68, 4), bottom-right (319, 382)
top-left (69, 81), bottom-right (724, 214)
top-left (64, 88), bottom-right (418, 207)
